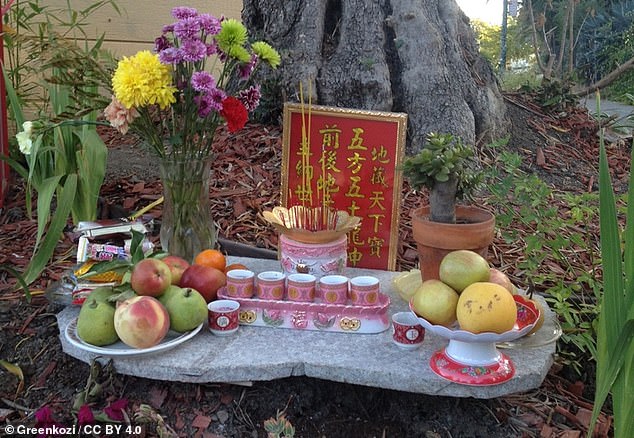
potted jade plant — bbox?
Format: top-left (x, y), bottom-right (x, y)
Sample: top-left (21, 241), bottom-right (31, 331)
top-left (401, 132), bottom-right (495, 281)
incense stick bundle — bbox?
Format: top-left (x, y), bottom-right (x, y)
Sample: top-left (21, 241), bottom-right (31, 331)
top-left (262, 206), bottom-right (361, 244)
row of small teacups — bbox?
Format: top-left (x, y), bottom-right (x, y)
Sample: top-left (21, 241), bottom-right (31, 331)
top-left (208, 298), bottom-right (427, 349)
top-left (209, 298), bottom-right (427, 349)
top-left (225, 269), bottom-right (381, 306)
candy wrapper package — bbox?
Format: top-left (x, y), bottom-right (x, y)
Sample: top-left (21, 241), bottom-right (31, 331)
top-left (46, 218), bottom-right (155, 306)
top-left (74, 218), bottom-right (154, 264)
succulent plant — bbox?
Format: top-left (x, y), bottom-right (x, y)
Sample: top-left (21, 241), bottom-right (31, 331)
top-left (401, 132), bottom-right (482, 223)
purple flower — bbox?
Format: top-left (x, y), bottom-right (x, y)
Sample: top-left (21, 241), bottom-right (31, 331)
top-left (209, 88), bottom-right (226, 110)
top-left (197, 13), bottom-right (221, 34)
top-left (104, 398), bottom-right (128, 422)
top-left (180, 39), bottom-right (207, 62)
top-left (162, 23), bottom-right (175, 34)
top-left (191, 71), bottom-right (216, 93)
top-left (206, 41), bottom-right (218, 57)
top-left (77, 405), bottom-right (94, 425)
top-left (158, 47), bottom-right (183, 65)
top-left (174, 17), bottom-right (201, 40)
top-left (172, 6), bottom-right (198, 20)
top-left (194, 94), bottom-right (213, 118)
top-left (216, 47), bottom-right (228, 63)
top-left (154, 35), bottom-right (171, 52)
top-left (195, 89), bottom-right (224, 117)
top-left (238, 85), bottom-right (261, 112)
top-left (238, 54), bottom-right (258, 80)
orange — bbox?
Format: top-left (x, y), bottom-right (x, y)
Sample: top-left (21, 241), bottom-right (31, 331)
top-left (225, 263), bottom-right (248, 273)
top-left (193, 249), bottom-right (226, 272)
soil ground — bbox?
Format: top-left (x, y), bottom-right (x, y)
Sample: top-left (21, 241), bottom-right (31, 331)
top-left (0, 92), bottom-right (627, 437)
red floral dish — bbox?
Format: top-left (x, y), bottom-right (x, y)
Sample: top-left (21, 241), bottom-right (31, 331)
top-left (409, 294), bottom-right (540, 343)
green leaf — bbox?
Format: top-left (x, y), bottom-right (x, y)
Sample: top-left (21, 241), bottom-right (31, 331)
top-left (0, 154), bottom-right (29, 181)
top-left (33, 175), bottom-right (64, 252)
top-left (1, 63), bottom-right (25, 128)
top-left (78, 259), bottom-right (132, 279)
top-left (597, 319), bottom-right (634, 436)
top-left (130, 229), bottom-right (148, 264)
top-left (0, 264), bottom-right (31, 301)
top-left (72, 126), bottom-right (107, 223)
top-left (590, 123), bottom-right (634, 437)
top-left (0, 360), bottom-right (24, 381)
top-left (21, 174), bottom-right (77, 286)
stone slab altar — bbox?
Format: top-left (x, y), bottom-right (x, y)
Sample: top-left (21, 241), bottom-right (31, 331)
top-left (57, 256), bottom-right (557, 399)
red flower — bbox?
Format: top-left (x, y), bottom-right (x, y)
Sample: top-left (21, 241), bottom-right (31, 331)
top-left (77, 405), bottom-right (95, 424)
top-left (220, 96), bottom-right (248, 132)
top-left (104, 398), bottom-right (128, 422)
top-left (35, 406), bottom-right (62, 438)
top-left (35, 406), bottom-right (56, 425)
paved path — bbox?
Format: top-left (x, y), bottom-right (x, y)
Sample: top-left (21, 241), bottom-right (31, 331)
top-left (582, 93), bottom-right (634, 134)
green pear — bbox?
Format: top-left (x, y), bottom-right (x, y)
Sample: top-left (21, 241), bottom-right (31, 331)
top-left (158, 285), bottom-right (183, 306)
top-left (439, 250), bottom-right (490, 293)
top-left (76, 298), bottom-right (119, 346)
top-left (85, 286), bottom-right (118, 306)
top-left (411, 279), bottom-right (459, 327)
top-left (160, 287), bottom-right (208, 333)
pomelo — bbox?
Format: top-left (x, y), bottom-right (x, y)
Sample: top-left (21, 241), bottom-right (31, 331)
top-left (456, 282), bottom-right (517, 333)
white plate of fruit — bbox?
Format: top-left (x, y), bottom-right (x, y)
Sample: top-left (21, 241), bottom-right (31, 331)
top-left (65, 256), bottom-right (213, 357)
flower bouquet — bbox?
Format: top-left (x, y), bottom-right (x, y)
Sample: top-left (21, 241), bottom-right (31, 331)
top-left (104, 6), bottom-right (280, 261)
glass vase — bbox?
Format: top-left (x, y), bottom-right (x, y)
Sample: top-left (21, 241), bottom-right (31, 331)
top-left (159, 155), bottom-right (216, 263)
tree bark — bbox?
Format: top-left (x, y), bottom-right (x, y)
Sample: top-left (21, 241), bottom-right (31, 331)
top-left (429, 178), bottom-right (459, 223)
top-left (243, 0), bottom-right (510, 153)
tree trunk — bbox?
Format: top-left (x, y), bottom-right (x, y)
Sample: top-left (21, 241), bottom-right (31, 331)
top-left (243, 0), bottom-right (510, 153)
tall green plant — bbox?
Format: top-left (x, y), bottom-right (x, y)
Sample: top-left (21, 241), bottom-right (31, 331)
top-left (2, 65), bottom-right (107, 285)
top-left (590, 103), bottom-right (634, 437)
top-left (0, 1), bottom-right (118, 286)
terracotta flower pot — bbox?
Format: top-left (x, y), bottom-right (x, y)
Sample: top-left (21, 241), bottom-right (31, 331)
top-left (411, 205), bottom-right (495, 282)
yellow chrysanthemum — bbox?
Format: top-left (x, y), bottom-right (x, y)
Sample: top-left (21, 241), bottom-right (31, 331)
top-left (252, 41), bottom-right (281, 68)
top-left (112, 50), bottom-right (176, 109)
top-left (216, 19), bottom-right (248, 55)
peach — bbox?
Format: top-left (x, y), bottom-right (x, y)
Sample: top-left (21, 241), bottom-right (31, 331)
top-left (489, 268), bottom-right (516, 294)
top-left (114, 296), bottom-right (170, 348)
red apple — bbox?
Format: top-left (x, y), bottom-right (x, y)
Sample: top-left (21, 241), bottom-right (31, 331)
top-left (114, 296), bottom-right (170, 348)
top-left (130, 258), bottom-right (172, 297)
top-left (162, 255), bottom-right (190, 286)
top-left (179, 264), bottom-right (226, 303)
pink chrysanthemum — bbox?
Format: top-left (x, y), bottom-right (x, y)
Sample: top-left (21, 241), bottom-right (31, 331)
top-left (104, 96), bottom-right (139, 134)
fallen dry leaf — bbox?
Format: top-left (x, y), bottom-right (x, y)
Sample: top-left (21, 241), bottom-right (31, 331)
top-left (149, 386), bottom-right (168, 408)
top-left (536, 147), bottom-right (546, 167)
top-left (192, 414), bottom-right (211, 429)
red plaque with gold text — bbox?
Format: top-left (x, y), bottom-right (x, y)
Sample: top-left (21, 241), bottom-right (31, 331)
top-left (281, 103), bottom-right (407, 271)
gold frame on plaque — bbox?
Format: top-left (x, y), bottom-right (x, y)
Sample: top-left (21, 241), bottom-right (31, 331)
top-left (281, 103), bottom-right (407, 271)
